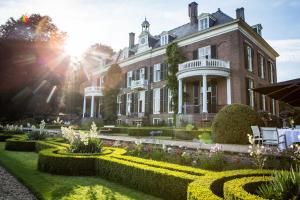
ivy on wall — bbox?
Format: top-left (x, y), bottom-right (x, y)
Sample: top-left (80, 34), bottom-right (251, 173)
top-left (166, 42), bottom-right (185, 115)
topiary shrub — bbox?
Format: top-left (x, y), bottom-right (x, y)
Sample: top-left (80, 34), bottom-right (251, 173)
top-left (212, 104), bottom-right (262, 144)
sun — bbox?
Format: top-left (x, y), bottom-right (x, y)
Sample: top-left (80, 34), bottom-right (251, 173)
top-left (64, 36), bottom-right (88, 58)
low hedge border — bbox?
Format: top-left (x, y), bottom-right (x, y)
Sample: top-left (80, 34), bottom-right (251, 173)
top-left (187, 170), bottom-right (271, 200)
top-left (3, 134), bottom-right (275, 200)
top-left (0, 134), bottom-right (13, 142)
top-left (5, 135), bottom-right (36, 151)
top-left (224, 176), bottom-right (271, 200)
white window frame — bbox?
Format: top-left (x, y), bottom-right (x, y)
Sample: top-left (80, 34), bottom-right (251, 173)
top-left (198, 46), bottom-right (211, 59)
top-left (168, 89), bottom-right (174, 113)
top-left (259, 55), bottom-right (264, 79)
top-left (127, 71), bottom-right (132, 87)
top-left (139, 68), bottom-right (145, 80)
top-left (199, 17), bottom-right (209, 31)
top-left (153, 88), bottom-right (160, 114)
top-left (126, 93), bottom-right (132, 115)
top-left (247, 46), bottom-right (253, 72)
top-left (138, 91), bottom-right (145, 113)
top-left (153, 118), bottom-right (161, 125)
top-left (248, 79), bottom-right (254, 108)
top-left (117, 95), bottom-right (121, 115)
top-left (270, 62), bottom-right (274, 83)
top-left (153, 63), bottom-right (161, 82)
top-left (262, 94), bottom-right (266, 111)
top-left (160, 34), bottom-right (169, 46)
top-left (272, 99), bottom-right (276, 115)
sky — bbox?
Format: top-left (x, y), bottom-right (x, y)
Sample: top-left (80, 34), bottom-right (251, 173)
top-left (0, 0), bottom-right (299, 82)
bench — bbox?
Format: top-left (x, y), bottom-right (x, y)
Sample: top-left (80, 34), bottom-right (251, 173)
top-left (101, 125), bottom-right (115, 134)
top-left (150, 130), bottom-right (162, 137)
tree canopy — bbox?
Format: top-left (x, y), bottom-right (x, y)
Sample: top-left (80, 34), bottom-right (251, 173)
top-left (0, 14), bottom-right (66, 44)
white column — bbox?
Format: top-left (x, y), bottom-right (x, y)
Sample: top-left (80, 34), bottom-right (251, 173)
top-left (226, 77), bottom-right (232, 105)
top-left (90, 95), bottom-right (95, 117)
top-left (82, 96), bottom-right (86, 118)
top-left (178, 79), bottom-right (183, 114)
top-left (202, 75), bottom-right (208, 113)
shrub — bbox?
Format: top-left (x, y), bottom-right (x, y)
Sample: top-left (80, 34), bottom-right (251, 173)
top-left (196, 152), bottom-right (225, 171)
top-left (27, 120), bottom-right (48, 140)
top-left (212, 104), bottom-right (262, 144)
top-left (258, 168), bottom-right (300, 200)
top-left (70, 138), bottom-right (103, 153)
top-left (5, 136), bottom-right (36, 151)
top-left (224, 176), bottom-right (271, 200)
top-left (174, 130), bottom-right (194, 140)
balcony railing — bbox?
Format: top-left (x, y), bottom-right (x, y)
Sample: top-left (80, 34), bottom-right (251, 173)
top-left (178, 59), bottom-right (230, 71)
top-left (84, 86), bottom-right (103, 96)
top-left (130, 79), bottom-right (148, 90)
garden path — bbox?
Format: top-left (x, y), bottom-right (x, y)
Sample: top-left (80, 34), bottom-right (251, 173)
top-left (0, 165), bottom-right (37, 200)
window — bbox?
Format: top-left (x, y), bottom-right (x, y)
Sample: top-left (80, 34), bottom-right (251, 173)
top-left (153, 118), bottom-right (161, 125)
top-left (198, 46), bottom-right (211, 59)
top-left (139, 68), bottom-right (145, 80)
top-left (246, 78), bottom-right (254, 108)
top-left (126, 93), bottom-right (132, 115)
top-left (199, 17), bottom-right (209, 31)
top-left (160, 35), bottom-right (169, 46)
top-left (247, 46), bottom-right (253, 72)
top-left (269, 62), bottom-right (275, 83)
top-left (168, 118), bottom-right (174, 126)
top-left (272, 99), bottom-right (276, 115)
top-left (153, 64), bottom-right (161, 82)
top-left (168, 89), bottom-right (174, 113)
top-left (117, 119), bottom-right (122, 125)
top-left (259, 55), bottom-right (265, 79)
top-left (153, 88), bottom-right (160, 114)
top-left (138, 91), bottom-right (145, 113)
top-left (127, 71), bottom-right (132, 87)
top-left (117, 95), bottom-right (121, 115)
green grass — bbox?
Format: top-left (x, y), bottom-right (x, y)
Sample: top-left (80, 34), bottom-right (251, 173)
top-left (0, 142), bottom-right (160, 200)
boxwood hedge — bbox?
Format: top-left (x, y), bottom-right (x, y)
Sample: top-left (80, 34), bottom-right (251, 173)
top-left (3, 134), bottom-right (273, 200)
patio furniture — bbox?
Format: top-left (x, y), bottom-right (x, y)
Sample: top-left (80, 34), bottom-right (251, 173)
top-left (260, 127), bottom-right (287, 148)
top-left (101, 125), bottom-right (115, 134)
top-left (251, 126), bottom-right (263, 144)
top-left (277, 128), bottom-right (300, 149)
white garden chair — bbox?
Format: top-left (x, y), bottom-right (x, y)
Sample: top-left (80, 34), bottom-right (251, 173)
top-left (251, 126), bottom-right (263, 144)
top-left (260, 127), bottom-right (287, 148)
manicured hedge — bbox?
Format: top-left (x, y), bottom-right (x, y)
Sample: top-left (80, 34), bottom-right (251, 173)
top-left (187, 170), bottom-right (271, 200)
top-left (224, 176), bottom-right (271, 200)
top-left (3, 134), bottom-right (274, 200)
top-left (5, 136), bottom-right (36, 151)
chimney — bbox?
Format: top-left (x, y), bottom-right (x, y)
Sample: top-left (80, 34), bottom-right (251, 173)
top-left (129, 32), bottom-right (135, 49)
top-left (188, 2), bottom-right (198, 25)
top-left (236, 7), bottom-right (245, 20)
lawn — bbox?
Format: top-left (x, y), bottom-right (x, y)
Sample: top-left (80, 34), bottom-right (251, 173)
top-left (0, 142), bottom-right (160, 200)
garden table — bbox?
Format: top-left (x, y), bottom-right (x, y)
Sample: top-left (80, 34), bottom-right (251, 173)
top-left (278, 129), bottom-right (300, 149)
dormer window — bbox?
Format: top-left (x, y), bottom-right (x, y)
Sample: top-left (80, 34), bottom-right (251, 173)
top-left (160, 34), bottom-right (169, 46)
top-left (252, 24), bottom-right (263, 36)
top-left (198, 14), bottom-right (216, 31)
top-left (199, 17), bottom-right (209, 31)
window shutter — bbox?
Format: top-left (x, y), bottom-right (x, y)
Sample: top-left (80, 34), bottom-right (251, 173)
top-left (263, 59), bottom-right (267, 80)
top-left (257, 54), bottom-right (261, 77)
top-left (251, 48), bottom-right (254, 72)
top-left (134, 93), bottom-right (138, 113)
top-left (150, 65), bottom-right (154, 83)
top-left (136, 69), bottom-right (140, 80)
top-left (245, 78), bottom-right (250, 105)
top-left (121, 94), bottom-right (126, 115)
top-left (149, 89), bottom-right (153, 114)
top-left (244, 44), bottom-right (248, 69)
top-left (164, 87), bottom-right (168, 113)
top-left (160, 88), bottom-right (163, 113)
top-left (193, 49), bottom-right (198, 60)
top-left (211, 45), bottom-right (217, 59)
top-left (145, 90), bottom-right (149, 115)
top-left (144, 66), bottom-right (148, 80)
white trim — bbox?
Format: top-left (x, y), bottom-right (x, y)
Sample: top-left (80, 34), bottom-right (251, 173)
top-left (177, 68), bottom-right (230, 79)
top-left (153, 118), bottom-right (161, 125)
top-left (153, 88), bottom-right (160, 114)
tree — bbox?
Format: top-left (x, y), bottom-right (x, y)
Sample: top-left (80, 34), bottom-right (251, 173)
top-left (166, 42), bottom-right (185, 114)
top-left (102, 64), bottom-right (122, 124)
top-left (0, 14), bottom-right (66, 44)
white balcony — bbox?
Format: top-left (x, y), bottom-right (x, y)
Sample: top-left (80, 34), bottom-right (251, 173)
top-left (130, 79), bottom-right (148, 90)
top-left (84, 86), bottom-right (103, 96)
top-left (177, 59), bottom-right (230, 79)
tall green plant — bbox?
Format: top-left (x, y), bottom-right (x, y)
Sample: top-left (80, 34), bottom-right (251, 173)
top-left (166, 42), bottom-right (185, 114)
top-left (103, 64), bottom-right (122, 124)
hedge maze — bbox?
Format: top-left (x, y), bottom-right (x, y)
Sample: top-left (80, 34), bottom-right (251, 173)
top-left (2, 134), bottom-right (271, 200)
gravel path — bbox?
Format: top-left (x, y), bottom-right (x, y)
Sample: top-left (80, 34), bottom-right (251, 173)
top-left (0, 165), bottom-right (37, 200)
